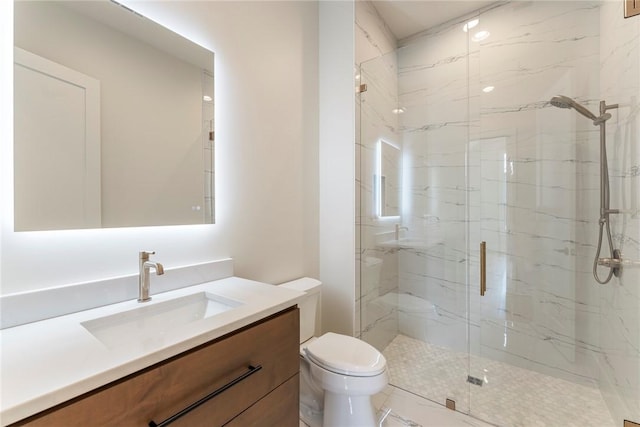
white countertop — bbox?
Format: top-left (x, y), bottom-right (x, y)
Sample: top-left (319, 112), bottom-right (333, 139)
top-left (0, 277), bottom-right (304, 426)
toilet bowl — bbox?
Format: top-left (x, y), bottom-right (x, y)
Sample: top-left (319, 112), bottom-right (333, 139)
top-left (280, 278), bottom-right (388, 427)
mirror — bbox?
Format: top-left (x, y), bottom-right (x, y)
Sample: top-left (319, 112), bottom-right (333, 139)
top-left (13, 1), bottom-right (214, 231)
top-left (376, 140), bottom-right (401, 217)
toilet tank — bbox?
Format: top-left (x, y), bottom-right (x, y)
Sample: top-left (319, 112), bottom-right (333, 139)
top-left (279, 278), bottom-right (321, 343)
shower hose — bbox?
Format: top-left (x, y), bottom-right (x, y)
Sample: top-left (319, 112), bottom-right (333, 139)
top-left (593, 130), bottom-right (615, 285)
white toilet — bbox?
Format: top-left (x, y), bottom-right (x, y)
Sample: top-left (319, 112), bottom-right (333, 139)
top-left (280, 278), bottom-right (388, 427)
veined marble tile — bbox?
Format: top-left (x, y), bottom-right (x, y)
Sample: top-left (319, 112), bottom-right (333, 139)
top-left (598, 0), bottom-right (640, 424)
top-left (361, 296), bottom-right (398, 352)
top-left (357, 1), bottom-right (639, 425)
top-left (355, 0), bottom-right (396, 66)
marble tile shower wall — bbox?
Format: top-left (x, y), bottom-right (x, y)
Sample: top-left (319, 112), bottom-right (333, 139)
top-left (469, 1), bottom-right (602, 385)
top-left (397, 0), bottom-right (607, 385)
top-left (355, 0), bottom-right (398, 346)
top-left (598, 1), bottom-right (640, 424)
top-left (395, 10), bottom-right (471, 355)
top-left (358, 52), bottom-right (402, 351)
top-left (357, 1), bottom-right (639, 423)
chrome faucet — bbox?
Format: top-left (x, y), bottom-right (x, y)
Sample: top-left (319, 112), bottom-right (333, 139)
top-left (138, 251), bottom-right (164, 303)
top-left (395, 223), bottom-right (408, 240)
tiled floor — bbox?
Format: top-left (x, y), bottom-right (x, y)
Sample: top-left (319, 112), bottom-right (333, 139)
top-left (298, 335), bottom-right (617, 426)
top-left (382, 335), bottom-right (616, 427)
top-left (374, 386), bottom-right (495, 427)
top-left (300, 384), bottom-right (493, 427)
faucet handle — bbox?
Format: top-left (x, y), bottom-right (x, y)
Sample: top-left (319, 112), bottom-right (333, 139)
top-left (139, 250), bottom-right (156, 260)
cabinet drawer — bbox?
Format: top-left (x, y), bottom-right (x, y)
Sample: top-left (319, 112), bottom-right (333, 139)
top-left (226, 374), bottom-right (299, 427)
top-left (13, 307), bottom-right (299, 427)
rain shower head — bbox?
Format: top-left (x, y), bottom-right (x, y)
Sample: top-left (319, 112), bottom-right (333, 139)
top-left (549, 95), bottom-right (598, 121)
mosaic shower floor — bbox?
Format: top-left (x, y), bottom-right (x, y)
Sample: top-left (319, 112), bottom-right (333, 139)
top-left (382, 335), bottom-right (615, 427)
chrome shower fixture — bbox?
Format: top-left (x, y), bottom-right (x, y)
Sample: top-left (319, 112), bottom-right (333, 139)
top-left (549, 95), bottom-right (598, 121)
top-left (549, 95), bottom-right (620, 284)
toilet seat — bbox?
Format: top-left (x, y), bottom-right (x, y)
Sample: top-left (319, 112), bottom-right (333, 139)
top-left (304, 332), bottom-right (386, 377)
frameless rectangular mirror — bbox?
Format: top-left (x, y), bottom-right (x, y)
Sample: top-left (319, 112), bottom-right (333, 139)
top-left (14, 0), bottom-right (214, 231)
top-left (376, 139), bottom-right (401, 217)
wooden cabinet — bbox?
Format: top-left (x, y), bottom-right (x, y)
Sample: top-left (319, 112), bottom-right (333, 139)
top-left (225, 375), bottom-right (299, 427)
top-left (12, 307), bottom-right (300, 427)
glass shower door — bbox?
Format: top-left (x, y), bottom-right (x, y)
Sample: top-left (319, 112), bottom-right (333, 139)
top-left (358, 2), bottom-right (639, 426)
top-left (467, 133), bottom-right (584, 425)
top-left (467, 2), bottom-right (619, 426)
top-left (358, 21), bottom-right (474, 414)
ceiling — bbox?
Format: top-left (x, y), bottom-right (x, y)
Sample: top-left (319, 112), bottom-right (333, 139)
top-left (371, 1), bottom-right (498, 40)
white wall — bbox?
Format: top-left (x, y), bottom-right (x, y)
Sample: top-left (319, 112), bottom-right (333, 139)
top-left (319, 1), bottom-right (355, 335)
top-left (1, 1), bottom-right (319, 294)
top-left (0, 0), bottom-right (10, 294)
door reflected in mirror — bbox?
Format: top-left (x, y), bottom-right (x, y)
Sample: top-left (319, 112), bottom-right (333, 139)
top-left (13, 1), bottom-right (215, 231)
top-left (376, 140), bottom-right (401, 218)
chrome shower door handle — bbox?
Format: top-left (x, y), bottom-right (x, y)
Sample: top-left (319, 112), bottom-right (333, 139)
top-left (480, 241), bottom-right (486, 296)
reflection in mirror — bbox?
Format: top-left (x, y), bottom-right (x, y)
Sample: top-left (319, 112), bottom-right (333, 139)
top-left (13, 1), bottom-right (214, 231)
top-left (375, 140), bottom-right (401, 217)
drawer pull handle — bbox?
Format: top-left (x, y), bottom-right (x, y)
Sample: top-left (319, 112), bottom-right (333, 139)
top-left (148, 364), bottom-right (263, 427)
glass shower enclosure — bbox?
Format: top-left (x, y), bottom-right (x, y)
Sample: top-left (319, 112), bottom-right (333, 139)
top-left (357, 1), bottom-right (639, 426)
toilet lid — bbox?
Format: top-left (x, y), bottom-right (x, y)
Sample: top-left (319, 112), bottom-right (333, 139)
top-left (304, 332), bottom-right (386, 377)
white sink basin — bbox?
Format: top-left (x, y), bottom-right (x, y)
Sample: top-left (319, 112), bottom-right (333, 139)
top-left (81, 292), bottom-right (243, 348)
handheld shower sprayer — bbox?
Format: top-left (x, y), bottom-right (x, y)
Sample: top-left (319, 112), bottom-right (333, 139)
top-left (549, 95), bottom-right (598, 121)
top-left (549, 95), bottom-right (620, 284)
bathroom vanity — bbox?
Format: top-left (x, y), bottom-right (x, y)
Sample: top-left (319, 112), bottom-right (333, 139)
top-left (1, 276), bottom-right (304, 427)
